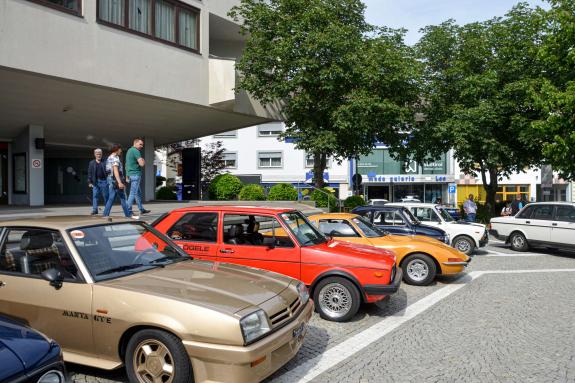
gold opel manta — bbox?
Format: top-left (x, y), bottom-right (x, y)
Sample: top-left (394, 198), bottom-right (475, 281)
top-left (0, 217), bottom-right (313, 383)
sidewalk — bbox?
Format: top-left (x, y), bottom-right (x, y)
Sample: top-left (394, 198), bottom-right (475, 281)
top-left (0, 200), bottom-right (323, 221)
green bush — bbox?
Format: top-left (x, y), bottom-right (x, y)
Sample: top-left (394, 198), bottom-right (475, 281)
top-left (344, 195), bottom-right (366, 209)
top-left (267, 183), bottom-right (298, 201)
top-left (208, 174), bottom-right (243, 200)
top-left (311, 188), bottom-right (338, 211)
top-left (239, 184), bottom-right (266, 201)
top-left (156, 186), bottom-right (177, 200)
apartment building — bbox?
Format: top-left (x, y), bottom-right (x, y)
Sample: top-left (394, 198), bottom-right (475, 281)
top-left (0, 0), bottom-right (277, 206)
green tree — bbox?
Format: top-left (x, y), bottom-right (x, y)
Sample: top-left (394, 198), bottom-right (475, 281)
top-left (208, 174), bottom-right (243, 200)
top-left (230, 0), bottom-right (420, 188)
top-left (267, 183), bottom-right (298, 201)
top-left (239, 184), bottom-right (266, 200)
top-left (532, 0), bottom-right (575, 179)
top-left (410, 4), bottom-right (546, 214)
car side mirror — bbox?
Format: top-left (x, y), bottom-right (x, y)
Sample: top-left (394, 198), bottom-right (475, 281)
top-left (41, 268), bottom-right (64, 290)
top-left (267, 241), bottom-right (276, 250)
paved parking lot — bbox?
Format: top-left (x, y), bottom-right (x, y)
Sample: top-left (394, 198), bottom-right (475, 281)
top-left (68, 240), bottom-right (575, 383)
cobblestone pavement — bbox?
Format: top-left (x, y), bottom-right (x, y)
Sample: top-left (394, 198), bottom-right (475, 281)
top-left (68, 241), bottom-right (575, 383)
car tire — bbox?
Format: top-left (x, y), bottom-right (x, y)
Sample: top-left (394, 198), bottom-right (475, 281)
top-left (452, 235), bottom-right (475, 255)
top-left (125, 329), bottom-right (193, 383)
top-left (509, 232), bottom-right (529, 252)
top-left (314, 277), bottom-right (361, 322)
top-left (402, 253), bottom-right (436, 286)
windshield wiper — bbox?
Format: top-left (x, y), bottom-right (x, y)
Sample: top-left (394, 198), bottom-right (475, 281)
top-left (148, 256), bottom-right (187, 265)
top-left (96, 264), bottom-right (146, 276)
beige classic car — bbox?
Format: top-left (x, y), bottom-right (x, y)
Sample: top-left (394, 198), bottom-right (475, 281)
top-left (0, 217), bottom-right (313, 383)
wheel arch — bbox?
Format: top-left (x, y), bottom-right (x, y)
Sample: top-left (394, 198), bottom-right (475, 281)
top-left (507, 229), bottom-right (529, 244)
top-left (452, 234), bottom-right (478, 249)
top-left (118, 324), bottom-right (182, 362)
top-left (401, 252), bottom-right (441, 275)
top-left (309, 270), bottom-right (366, 302)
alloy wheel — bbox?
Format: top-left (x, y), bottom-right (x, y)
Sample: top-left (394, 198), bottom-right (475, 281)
top-left (319, 283), bottom-right (352, 319)
top-left (406, 259), bottom-right (429, 282)
top-left (455, 239), bottom-right (471, 253)
top-left (133, 339), bottom-right (175, 383)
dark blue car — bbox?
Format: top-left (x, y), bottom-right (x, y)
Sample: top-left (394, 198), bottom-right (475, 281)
top-left (351, 205), bottom-right (450, 244)
top-left (0, 315), bottom-right (66, 383)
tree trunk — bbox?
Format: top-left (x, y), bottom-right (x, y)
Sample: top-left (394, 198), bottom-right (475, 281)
top-left (481, 166), bottom-right (499, 218)
top-left (312, 152), bottom-right (327, 189)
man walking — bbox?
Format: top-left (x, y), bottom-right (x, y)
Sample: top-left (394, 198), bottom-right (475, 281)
top-left (510, 194), bottom-right (524, 216)
top-left (88, 148), bottom-right (108, 215)
top-left (125, 137), bottom-right (150, 217)
top-left (103, 144), bottom-right (131, 218)
top-left (463, 194), bottom-right (477, 222)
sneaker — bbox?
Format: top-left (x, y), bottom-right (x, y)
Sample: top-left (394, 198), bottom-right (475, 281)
top-left (140, 209), bottom-right (151, 215)
top-left (131, 215), bottom-right (140, 220)
top-left (90, 211), bottom-right (98, 216)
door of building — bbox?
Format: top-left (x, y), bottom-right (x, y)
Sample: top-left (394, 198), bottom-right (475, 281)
top-left (0, 144), bottom-right (7, 205)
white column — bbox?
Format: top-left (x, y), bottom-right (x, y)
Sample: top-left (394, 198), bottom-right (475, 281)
top-left (143, 136), bottom-right (155, 202)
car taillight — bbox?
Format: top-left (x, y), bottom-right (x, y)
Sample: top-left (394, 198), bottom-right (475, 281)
top-left (448, 258), bottom-right (464, 262)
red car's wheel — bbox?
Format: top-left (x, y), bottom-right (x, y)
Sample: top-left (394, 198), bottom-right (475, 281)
top-left (313, 277), bottom-right (360, 322)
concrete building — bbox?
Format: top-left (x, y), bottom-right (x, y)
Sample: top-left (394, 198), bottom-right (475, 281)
top-left (0, 0), bottom-right (278, 206)
top-left (190, 123), bottom-right (351, 199)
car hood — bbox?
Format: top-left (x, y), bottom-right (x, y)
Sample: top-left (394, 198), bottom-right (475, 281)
top-left (451, 221), bottom-right (485, 229)
top-left (415, 223), bottom-right (446, 236)
top-left (101, 260), bottom-right (294, 315)
top-left (303, 240), bottom-right (396, 269)
top-left (369, 235), bottom-right (468, 259)
top-left (0, 316), bottom-right (51, 374)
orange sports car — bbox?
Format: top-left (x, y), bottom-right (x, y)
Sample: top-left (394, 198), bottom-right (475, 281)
top-left (308, 213), bottom-right (470, 286)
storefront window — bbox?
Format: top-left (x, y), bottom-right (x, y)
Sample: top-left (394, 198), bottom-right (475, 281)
top-left (496, 185), bottom-right (530, 202)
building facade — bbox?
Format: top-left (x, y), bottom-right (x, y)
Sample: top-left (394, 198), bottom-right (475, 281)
top-left (0, 0), bottom-right (277, 206)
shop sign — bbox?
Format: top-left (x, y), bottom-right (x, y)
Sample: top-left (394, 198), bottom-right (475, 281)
top-left (366, 172), bottom-right (452, 183)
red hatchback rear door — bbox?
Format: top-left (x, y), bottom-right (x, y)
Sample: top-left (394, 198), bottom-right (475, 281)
top-left (218, 212), bottom-right (301, 280)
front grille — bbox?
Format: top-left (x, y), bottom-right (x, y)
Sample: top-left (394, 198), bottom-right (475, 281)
top-left (269, 296), bottom-right (301, 328)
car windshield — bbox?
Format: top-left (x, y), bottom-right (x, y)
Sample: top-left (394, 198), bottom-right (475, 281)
top-left (280, 211), bottom-right (327, 247)
top-left (352, 216), bottom-right (386, 238)
top-left (437, 207), bottom-right (455, 222)
top-left (403, 208), bottom-right (419, 225)
top-left (68, 222), bottom-right (189, 281)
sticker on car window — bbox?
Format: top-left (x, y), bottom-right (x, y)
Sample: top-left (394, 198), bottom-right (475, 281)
top-left (70, 230), bottom-right (85, 239)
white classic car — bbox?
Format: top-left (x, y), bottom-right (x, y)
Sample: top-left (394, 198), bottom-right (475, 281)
top-left (388, 203), bottom-right (488, 255)
top-left (489, 202), bottom-right (575, 251)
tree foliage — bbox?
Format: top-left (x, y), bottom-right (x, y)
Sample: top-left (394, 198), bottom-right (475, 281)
top-left (532, 0), bottom-right (575, 179)
top-left (310, 188), bottom-right (338, 211)
top-left (230, 0), bottom-right (420, 188)
top-left (344, 195), bottom-right (366, 209)
top-left (411, 4), bottom-right (546, 213)
top-left (239, 184), bottom-right (266, 200)
top-left (208, 174), bottom-right (243, 200)
top-left (267, 183), bottom-right (298, 201)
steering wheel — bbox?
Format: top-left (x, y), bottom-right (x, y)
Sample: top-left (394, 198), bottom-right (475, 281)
top-left (132, 247), bottom-right (158, 265)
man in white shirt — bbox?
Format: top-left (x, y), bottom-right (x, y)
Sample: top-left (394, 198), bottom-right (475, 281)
top-left (463, 194), bottom-right (478, 222)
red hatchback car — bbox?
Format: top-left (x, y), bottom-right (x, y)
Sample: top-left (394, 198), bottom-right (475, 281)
top-left (153, 206), bottom-right (401, 322)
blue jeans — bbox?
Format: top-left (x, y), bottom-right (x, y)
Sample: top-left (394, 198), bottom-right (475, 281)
top-left (126, 175), bottom-right (145, 215)
top-left (103, 177), bottom-right (130, 217)
top-left (91, 179), bottom-right (109, 214)
top-left (466, 213), bottom-right (476, 222)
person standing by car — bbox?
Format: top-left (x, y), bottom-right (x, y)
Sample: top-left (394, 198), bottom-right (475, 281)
top-left (511, 194), bottom-right (524, 215)
top-left (463, 194), bottom-right (477, 222)
top-left (88, 148), bottom-right (108, 215)
top-left (501, 201), bottom-right (513, 216)
top-left (125, 137), bottom-right (150, 217)
top-left (103, 144), bottom-right (131, 218)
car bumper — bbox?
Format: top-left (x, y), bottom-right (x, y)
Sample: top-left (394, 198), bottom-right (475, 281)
top-left (364, 268), bottom-right (403, 295)
top-left (183, 299), bottom-right (314, 383)
top-left (488, 229), bottom-right (507, 242)
top-left (479, 233), bottom-right (489, 247)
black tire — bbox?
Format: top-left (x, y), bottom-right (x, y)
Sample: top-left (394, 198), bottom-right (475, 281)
top-left (125, 329), bottom-right (193, 383)
top-left (509, 232), bottom-right (529, 252)
top-left (452, 235), bottom-right (475, 256)
top-left (402, 253), bottom-right (437, 286)
top-left (313, 277), bottom-right (361, 322)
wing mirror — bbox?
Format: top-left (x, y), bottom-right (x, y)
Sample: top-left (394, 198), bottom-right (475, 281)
top-left (41, 268), bottom-right (64, 290)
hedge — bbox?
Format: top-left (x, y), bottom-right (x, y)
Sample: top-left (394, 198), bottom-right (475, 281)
top-left (344, 195), bottom-right (367, 209)
top-left (239, 184), bottom-right (266, 201)
top-left (208, 174), bottom-right (243, 200)
top-left (267, 183), bottom-right (298, 201)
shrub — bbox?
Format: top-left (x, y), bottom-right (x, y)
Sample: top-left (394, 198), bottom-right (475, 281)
top-left (208, 173), bottom-right (243, 200)
top-left (239, 184), bottom-right (266, 201)
top-left (267, 183), bottom-right (298, 201)
top-left (156, 186), bottom-right (177, 200)
top-left (311, 188), bottom-right (338, 211)
top-left (344, 195), bottom-right (366, 209)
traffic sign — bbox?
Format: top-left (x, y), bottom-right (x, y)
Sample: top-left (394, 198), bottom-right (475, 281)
top-left (32, 159), bottom-right (42, 169)
top-left (448, 184), bottom-right (456, 194)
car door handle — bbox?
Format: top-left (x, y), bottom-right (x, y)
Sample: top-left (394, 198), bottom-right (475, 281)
top-left (0, 281), bottom-right (5, 288)
top-left (552, 223), bottom-right (558, 226)
top-left (219, 249), bottom-right (235, 254)
top-left (525, 221), bottom-right (530, 224)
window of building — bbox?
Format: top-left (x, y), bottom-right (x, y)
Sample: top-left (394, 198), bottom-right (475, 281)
top-left (167, 213), bottom-right (218, 242)
top-left (222, 152), bottom-right (237, 169)
top-left (97, 0), bottom-right (199, 52)
top-left (495, 185), bottom-right (530, 203)
top-left (305, 153), bottom-right (331, 168)
top-left (213, 130), bottom-right (237, 138)
top-left (258, 124), bottom-right (283, 137)
top-left (258, 152), bottom-right (282, 168)
top-left (27, 0), bottom-right (81, 15)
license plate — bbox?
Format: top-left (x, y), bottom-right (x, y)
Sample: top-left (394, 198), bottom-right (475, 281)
top-left (293, 323), bottom-right (306, 340)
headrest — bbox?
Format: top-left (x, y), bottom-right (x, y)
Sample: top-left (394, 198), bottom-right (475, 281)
top-left (20, 231), bottom-right (54, 251)
top-left (228, 224), bottom-right (243, 237)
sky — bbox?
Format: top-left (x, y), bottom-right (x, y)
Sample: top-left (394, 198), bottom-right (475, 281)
top-left (362, 0), bottom-right (549, 45)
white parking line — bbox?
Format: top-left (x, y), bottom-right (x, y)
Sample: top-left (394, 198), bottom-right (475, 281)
top-left (280, 268), bottom-right (575, 383)
top-left (484, 251), bottom-right (545, 257)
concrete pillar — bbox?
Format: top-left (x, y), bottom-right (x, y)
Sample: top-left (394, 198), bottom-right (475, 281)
top-left (11, 125), bottom-right (44, 206)
top-left (143, 136), bottom-right (155, 202)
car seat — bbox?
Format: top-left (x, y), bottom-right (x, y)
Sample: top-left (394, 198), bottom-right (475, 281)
top-left (227, 224), bottom-right (245, 245)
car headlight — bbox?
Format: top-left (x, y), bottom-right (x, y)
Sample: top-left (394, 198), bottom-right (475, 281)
top-left (297, 282), bottom-right (309, 304)
top-left (38, 370), bottom-right (65, 383)
top-left (444, 234), bottom-right (450, 244)
top-left (240, 309), bottom-right (271, 344)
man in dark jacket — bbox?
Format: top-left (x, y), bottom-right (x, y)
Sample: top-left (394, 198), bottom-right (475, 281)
top-left (88, 148), bottom-right (108, 215)
top-left (510, 194), bottom-right (524, 216)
